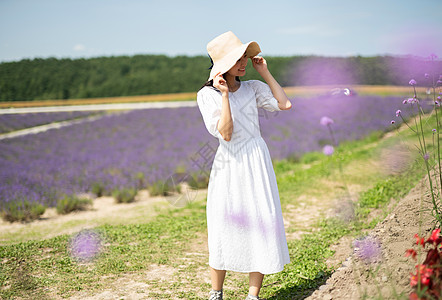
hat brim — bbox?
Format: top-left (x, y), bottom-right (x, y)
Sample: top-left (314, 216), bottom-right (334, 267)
top-left (208, 41), bottom-right (261, 81)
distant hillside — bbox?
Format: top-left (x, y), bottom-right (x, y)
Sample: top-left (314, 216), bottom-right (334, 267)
top-left (0, 54), bottom-right (439, 101)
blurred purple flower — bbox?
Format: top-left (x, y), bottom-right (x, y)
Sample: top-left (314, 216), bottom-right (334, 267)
top-left (69, 229), bottom-right (103, 262)
top-left (396, 110), bottom-right (401, 117)
top-left (437, 96), bottom-right (441, 100)
top-left (402, 99), bottom-right (408, 104)
top-left (425, 73), bottom-right (430, 79)
top-left (353, 236), bottom-right (382, 264)
top-left (407, 97), bottom-right (419, 104)
top-left (433, 129), bottom-right (437, 133)
top-left (436, 101), bottom-right (440, 107)
top-left (409, 79), bottom-right (417, 86)
top-left (320, 116), bottom-right (334, 126)
top-left (323, 145), bottom-right (334, 156)
top-left (423, 153), bottom-right (430, 161)
top-left (391, 120), bottom-right (395, 125)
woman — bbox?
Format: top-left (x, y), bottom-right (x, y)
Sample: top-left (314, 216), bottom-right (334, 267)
top-left (196, 31), bottom-right (292, 300)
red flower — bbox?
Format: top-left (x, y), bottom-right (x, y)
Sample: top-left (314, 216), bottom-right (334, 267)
top-left (426, 228), bottom-right (441, 245)
top-left (410, 273), bottom-right (419, 287)
top-left (408, 231), bottom-right (442, 298)
top-left (405, 249), bottom-right (418, 260)
top-left (418, 265), bottom-right (433, 285)
top-left (410, 265), bottom-right (434, 287)
top-left (409, 292), bottom-right (420, 300)
top-left (415, 234), bottom-right (425, 247)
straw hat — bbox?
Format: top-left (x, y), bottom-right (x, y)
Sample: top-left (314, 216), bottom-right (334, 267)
top-left (207, 31), bottom-right (261, 81)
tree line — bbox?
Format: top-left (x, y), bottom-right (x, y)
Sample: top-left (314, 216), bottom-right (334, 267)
top-left (0, 54), bottom-right (439, 101)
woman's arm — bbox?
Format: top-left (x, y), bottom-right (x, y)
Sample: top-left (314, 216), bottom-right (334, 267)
top-left (213, 73), bottom-right (234, 141)
top-left (252, 56), bottom-right (292, 110)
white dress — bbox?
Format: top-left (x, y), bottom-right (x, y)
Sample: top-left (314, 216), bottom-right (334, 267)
top-left (196, 80), bottom-right (290, 274)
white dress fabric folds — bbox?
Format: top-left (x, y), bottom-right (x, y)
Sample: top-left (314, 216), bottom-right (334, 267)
top-left (196, 80), bottom-right (290, 274)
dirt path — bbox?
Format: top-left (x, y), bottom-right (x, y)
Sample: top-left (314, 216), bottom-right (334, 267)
top-left (0, 100), bottom-right (196, 114)
top-left (307, 176), bottom-right (434, 300)
top-left (51, 174), bottom-right (431, 300)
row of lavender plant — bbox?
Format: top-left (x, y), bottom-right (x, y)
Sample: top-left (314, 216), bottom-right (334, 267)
top-left (0, 111), bottom-right (101, 134)
top-left (0, 95), bottom-right (432, 209)
top-left (260, 94), bottom-right (433, 160)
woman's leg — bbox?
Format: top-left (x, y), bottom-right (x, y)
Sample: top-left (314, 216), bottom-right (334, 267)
top-left (248, 272), bottom-right (264, 296)
top-left (210, 266), bottom-right (226, 291)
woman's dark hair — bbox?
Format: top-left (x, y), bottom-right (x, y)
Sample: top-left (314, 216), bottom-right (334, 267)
top-left (199, 74), bottom-right (240, 91)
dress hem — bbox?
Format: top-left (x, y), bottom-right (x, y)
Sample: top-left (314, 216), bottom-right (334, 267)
top-left (208, 261), bottom-right (289, 275)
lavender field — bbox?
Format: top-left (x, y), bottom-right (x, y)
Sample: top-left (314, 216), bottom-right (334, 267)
top-left (0, 111), bottom-right (101, 134)
top-left (0, 95), bottom-right (432, 209)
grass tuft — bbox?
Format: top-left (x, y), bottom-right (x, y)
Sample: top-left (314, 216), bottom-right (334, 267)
top-left (56, 194), bottom-right (92, 214)
top-left (112, 188), bottom-right (137, 204)
top-left (1, 200), bottom-right (46, 223)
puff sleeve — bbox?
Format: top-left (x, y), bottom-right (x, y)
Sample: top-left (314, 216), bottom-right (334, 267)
top-left (250, 80), bottom-right (282, 112)
top-left (197, 87), bottom-right (223, 139)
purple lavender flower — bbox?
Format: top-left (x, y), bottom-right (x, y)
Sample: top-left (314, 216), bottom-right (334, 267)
top-left (395, 110), bottom-right (401, 117)
top-left (323, 145), bottom-right (334, 156)
top-left (433, 129), bottom-right (437, 133)
top-left (423, 153), bottom-right (430, 161)
top-left (320, 116), bottom-right (334, 126)
top-left (391, 120), bottom-right (395, 125)
top-left (402, 99), bottom-right (408, 104)
top-left (69, 229), bottom-right (103, 262)
top-left (0, 95), bottom-right (434, 209)
top-left (353, 236), bottom-right (382, 264)
top-left (409, 79), bottom-right (417, 86)
top-left (437, 96), bottom-right (441, 100)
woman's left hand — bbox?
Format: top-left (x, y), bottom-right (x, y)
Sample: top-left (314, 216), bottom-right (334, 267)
top-left (252, 56), bottom-right (268, 74)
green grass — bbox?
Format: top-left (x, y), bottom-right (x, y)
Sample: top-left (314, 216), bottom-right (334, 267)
top-left (0, 116), bottom-right (433, 299)
top-left (274, 130), bottom-right (385, 204)
top-left (0, 201), bottom-right (207, 299)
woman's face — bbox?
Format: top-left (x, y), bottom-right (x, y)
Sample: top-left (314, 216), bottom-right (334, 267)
top-left (226, 52), bottom-right (248, 77)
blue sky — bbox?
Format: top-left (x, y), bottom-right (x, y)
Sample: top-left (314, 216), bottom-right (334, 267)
top-left (0, 0), bottom-right (441, 62)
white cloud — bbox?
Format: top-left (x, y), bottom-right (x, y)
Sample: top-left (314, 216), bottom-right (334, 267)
top-left (73, 44), bottom-right (86, 51)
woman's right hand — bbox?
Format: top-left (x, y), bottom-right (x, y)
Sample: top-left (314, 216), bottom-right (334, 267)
top-left (213, 73), bottom-right (229, 94)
